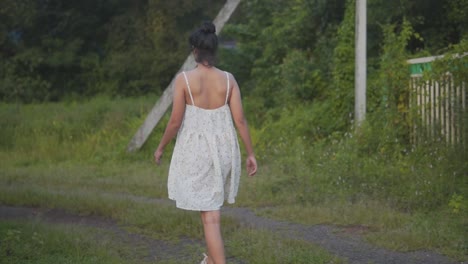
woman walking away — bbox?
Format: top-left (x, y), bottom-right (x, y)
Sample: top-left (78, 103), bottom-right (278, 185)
top-left (154, 21), bottom-right (257, 264)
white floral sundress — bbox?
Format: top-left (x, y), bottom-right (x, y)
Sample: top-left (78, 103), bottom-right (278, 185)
top-left (167, 71), bottom-right (241, 211)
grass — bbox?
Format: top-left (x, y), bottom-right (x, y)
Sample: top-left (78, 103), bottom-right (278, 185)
top-left (226, 229), bottom-right (343, 264)
top-left (0, 96), bottom-right (466, 262)
top-left (235, 155), bottom-right (467, 260)
top-left (0, 161), bottom-right (168, 199)
top-left (0, 182), bottom-right (341, 263)
top-left (0, 218), bottom-right (341, 264)
top-left (255, 201), bottom-right (467, 259)
top-left (0, 220), bottom-right (139, 264)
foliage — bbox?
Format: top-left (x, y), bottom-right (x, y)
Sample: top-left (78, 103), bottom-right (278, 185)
top-left (427, 38), bottom-right (468, 154)
top-left (430, 38), bottom-right (468, 89)
top-left (1, 0), bottom-right (466, 103)
top-left (1, 0), bottom-right (467, 260)
top-left (446, 0), bottom-right (468, 40)
top-left (232, 3), bottom-right (467, 249)
top-left (0, 0), bottom-right (222, 102)
top-left (328, 0), bottom-right (355, 132)
top-left (367, 19), bottom-right (419, 146)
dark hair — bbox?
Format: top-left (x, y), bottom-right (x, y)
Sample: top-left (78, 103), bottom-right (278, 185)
top-left (189, 21), bottom-right (218, 66)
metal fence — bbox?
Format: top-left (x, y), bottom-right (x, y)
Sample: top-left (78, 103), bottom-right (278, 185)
top-left (408, 55), bottom-right (467, 145)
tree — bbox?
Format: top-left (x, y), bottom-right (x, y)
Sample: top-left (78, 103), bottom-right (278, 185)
top-left (0, 0), bottom-right (223, 102)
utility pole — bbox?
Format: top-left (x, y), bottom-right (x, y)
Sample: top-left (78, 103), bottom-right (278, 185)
top-left (355, 0), bottom-right (367, 126)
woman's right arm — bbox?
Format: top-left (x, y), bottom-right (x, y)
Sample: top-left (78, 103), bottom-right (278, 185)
top-left (228, 74), bottom-right (257, 176)
top-left (154, 73), bottom-right (186, 165)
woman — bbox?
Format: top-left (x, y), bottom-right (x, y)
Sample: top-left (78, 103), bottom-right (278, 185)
top-left (154, 21), bottom-right (257, 264)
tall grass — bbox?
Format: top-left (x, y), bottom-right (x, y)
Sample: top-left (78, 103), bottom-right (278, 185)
top-left (0, 96), bottom-right (167, 165)
top-left (244, 102), bottom-right (467, 211)
top-left (0, 96), bottom-right (466, 260)
top-left (240, 104), bottom-right (467, 260)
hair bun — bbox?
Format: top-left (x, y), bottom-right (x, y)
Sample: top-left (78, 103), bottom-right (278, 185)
top-left (200, 21), bottom-right (216, 34)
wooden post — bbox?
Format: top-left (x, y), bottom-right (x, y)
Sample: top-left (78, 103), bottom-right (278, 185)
top-left (127, 0), bottom-right (241, 152)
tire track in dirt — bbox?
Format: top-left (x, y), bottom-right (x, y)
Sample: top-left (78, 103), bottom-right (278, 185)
top-left (0, 205), bottom-right (203, 263)
top-left (0, 190), bottom-right (463, 264)
top-left (223, 207), bottom-right (461, 264)
top-left (98, 192), bottom-right (461, 264)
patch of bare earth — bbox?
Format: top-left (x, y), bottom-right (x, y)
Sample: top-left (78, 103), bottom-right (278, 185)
top-left (0, 196), bottom-right (463, 264)
top-left (0, 205), bottom-right (242, 263)
top-left (223, 207), bottom-right (461, 264)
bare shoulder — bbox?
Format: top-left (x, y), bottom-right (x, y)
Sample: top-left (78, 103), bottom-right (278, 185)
top-left (227, 72), bottom-right (240, 88)
top-left (174, 72), bottom-right (187, 89)
top-left (221, 69), bottom-right (232, 77)
top-left (221, 70), bottom-right (237, 83)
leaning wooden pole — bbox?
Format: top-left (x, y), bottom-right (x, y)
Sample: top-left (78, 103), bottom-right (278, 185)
top-left (127, 0), bottom-right (241, 152)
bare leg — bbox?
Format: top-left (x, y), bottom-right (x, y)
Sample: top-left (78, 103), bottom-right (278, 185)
top-left (200, 210), bottom-right (225, 264)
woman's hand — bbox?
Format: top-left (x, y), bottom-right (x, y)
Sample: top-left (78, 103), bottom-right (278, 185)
top-left (154, 148), bottom-right (164, 165)
top-left (246, 155), bottom-right (257, 177)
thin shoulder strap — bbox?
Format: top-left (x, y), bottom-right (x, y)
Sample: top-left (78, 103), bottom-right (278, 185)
top-left (182, 71), bottom-right (195, 106)
top-left (224, 71), bottom-right (230, 105)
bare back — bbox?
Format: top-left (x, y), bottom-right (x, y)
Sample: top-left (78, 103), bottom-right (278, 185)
top-left (182, 67), bottom-right (230, 110)
top-left (163, 65), bottom-right (255, 173)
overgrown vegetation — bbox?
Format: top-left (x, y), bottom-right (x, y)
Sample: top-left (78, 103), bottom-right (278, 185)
top-left (1, 0), bottom-right (467, 261)
top-left (219, 0), bottom-right (467, 211)
top-left (0, 94), bottom-right (466, 259)
top-left (224, 0), bottom-right (467, 259)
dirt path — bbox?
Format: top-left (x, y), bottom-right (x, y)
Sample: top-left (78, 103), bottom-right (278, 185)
top-left (0, 205), bottom-right (245, 263)
top-left (0, 194), bottom-right (463, 264)
top-left (0, 205), bottom-right (207, 263)
top-left (224, 207), bottom-right (461, 264)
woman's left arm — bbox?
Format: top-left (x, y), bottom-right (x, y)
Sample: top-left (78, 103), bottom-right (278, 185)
top-left (154, 74), bottom-right (186, 164)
